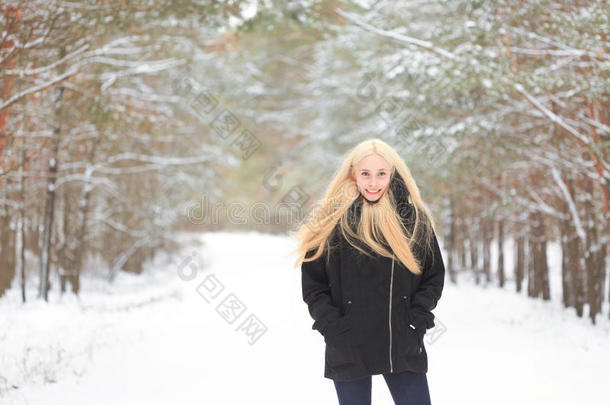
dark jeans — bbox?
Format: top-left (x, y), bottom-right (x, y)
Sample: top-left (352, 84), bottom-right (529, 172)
top-left (333, 370), bottom-right (432, 405)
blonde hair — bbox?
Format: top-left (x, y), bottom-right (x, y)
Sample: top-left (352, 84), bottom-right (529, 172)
top-left (291, 138), bottom-right (438, 275)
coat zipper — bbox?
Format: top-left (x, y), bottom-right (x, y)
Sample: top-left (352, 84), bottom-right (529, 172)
top-left (389, 254), bottom-right (395, 373)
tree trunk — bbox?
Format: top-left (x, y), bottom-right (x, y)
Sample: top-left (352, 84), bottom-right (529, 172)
top-left (527, 218), bottom-right (536, 297)
top-left (0, 176), bottom-right (16, 297)
top-left (497, 219), bottom-right (505, 287)
top-left (58, 184), bottom-right (72, 294)
top-left (515, 232), bottom-right (525, 293)
top-left (559, 193), bottom-right (572, 308)
top-left (447, 197), bottom-right (457, 284)
top-left (19, 134), bottom-right (26, 302)
top-left (39, 52), bottom-right (65, 300)
top-left (529, 211), bottom-right (550, 300)
top-left (564, 176), bottom-right (586, 316)
top-left (583, 172), bottom-right (606, 324)
top-left (459, 217), bottom-right (467, 270)
top-left (470, 238), bottom-right (479, 284)
top-left (482, 217), bottom-right (491, 284)
top-left (68, 140), bottom-right (100, 294)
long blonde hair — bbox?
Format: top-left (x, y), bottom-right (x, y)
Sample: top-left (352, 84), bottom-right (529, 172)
top-left (291, 138), bottom-right (438, 275)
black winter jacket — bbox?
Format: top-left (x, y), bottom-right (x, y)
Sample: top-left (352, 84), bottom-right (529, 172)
top-left (301, 174), bottom-right (445, 381)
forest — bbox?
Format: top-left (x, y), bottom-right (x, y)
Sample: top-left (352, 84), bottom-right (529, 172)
top-left (0, 0), bottom-right (608, 324)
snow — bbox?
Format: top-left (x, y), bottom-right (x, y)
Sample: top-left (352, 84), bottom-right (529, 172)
top-left (1, 231), bottom-right (609, 404)
top-left (240, 0), bottom-right (258, 20)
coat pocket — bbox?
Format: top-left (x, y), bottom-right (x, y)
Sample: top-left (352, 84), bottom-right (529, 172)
top-left (324, 300), bottom-right (357, 368)
top-left (323, 300), bottom-right (354, 344)
top-left (401, 295), bottom-right (423, 354)
top-left (401, 294), bottom-right (413, 325)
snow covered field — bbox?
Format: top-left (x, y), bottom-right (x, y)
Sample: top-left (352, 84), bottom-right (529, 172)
top-left (1, 231), bottom-right (609, 404)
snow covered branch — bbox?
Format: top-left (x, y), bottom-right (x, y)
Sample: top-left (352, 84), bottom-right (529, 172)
top-left (334, 7), bottom-right (458, 61)
top-left (513, 83), bottom-right (610, 176)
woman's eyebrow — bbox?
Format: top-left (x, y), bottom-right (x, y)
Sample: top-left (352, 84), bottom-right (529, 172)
top-left (360, 169), bottom-right (387, 172)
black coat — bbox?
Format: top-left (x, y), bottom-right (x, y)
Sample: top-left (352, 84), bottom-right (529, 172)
top-left (301, 173), bottom-right (445, 381)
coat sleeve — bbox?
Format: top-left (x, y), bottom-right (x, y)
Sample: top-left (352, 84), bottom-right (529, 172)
top-left (410, 230), bottom-right (445, 330)
top-left (301, 248), bottom-right (342, 337)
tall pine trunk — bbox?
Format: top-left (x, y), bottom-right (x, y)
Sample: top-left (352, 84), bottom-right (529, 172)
top-left (39, 49), bottom-right (66, 300)
top-left (482, 217), bottom-right (491, 284)
top-left (514, 231), bottom-right (525, 293)
top-left (19, 134), bottom-right (27, 302)
top-left (583, 172), bottom-right (606, 324)
top-left (447, 197), bottom-right (457, 283)
top-left (0, 176), bottom-right (16, 297)
top-left (497, 220), bottom-right (505, 287)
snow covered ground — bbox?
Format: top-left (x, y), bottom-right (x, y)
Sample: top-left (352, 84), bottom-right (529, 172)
top-left (1, 231), bottom-right (609, 404)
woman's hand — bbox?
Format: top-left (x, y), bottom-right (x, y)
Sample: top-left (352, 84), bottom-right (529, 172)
top-left (410, 231), bottom-right (446, 330)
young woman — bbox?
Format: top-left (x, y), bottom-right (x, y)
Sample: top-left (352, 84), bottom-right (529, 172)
top-left (293, 138), bottom-right (445, 405)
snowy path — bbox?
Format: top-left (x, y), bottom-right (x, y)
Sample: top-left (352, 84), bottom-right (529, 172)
top-left (1, 231), bottom-right (609, 404)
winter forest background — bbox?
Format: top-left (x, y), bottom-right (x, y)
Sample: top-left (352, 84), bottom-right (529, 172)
top-left (0, 0), bottom-right (609, 404)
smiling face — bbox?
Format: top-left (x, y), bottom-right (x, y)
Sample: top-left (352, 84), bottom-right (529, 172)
top-left (352, 153), bottom-right (392, 203)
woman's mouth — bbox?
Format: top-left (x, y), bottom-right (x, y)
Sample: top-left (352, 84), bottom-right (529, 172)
top-left (366, 188), bottom-right (381, 195)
